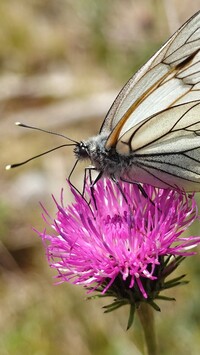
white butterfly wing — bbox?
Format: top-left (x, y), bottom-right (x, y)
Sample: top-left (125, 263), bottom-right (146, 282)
top-left (100, 11), bottom-right (200, 150)
top-left (117, 101), bottom-right (200, 190)
top-left (97, 11), bottom-right (200, 191)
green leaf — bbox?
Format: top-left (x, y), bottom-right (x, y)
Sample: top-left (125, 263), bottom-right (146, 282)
top-left (148, 300), bottom-right (161, 312)
top-left (103, 299), bottom-right (128, 310)
top-left (164, 281), bottom-right (188, 289)
top-left (164, 274), bottom-right (186, 286)
top-left (155, 295), bottom-right (176, 301)
top-left (103, 301), bottom-right (126, 313)
top-left (126, 304), bottom-right (135, 330)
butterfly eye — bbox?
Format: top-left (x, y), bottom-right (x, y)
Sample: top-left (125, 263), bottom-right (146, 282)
top-left (74, 142), bottom-right (89, 160)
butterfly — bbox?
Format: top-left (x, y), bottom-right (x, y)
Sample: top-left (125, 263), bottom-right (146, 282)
top-left (74, 10), bottom-right (200, 192)
top-left (7, 11), bottom-right (200, 193)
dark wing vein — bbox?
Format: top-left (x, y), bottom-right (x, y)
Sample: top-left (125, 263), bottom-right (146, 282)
top-left (101, 11), bottom-right (200, 142)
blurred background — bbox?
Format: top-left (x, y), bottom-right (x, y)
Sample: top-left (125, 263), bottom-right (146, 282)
top-left (1, 0), bottom-right (200, 354)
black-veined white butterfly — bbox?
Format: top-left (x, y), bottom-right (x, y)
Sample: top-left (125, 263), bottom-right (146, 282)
top-left (7, 11), bottom-right (200, 192)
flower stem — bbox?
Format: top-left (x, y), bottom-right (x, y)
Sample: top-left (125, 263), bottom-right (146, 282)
top-left (137, 303), bottom-right (157, 355)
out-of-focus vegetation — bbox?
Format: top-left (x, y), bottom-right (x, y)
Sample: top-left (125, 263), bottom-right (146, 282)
top-left (0, 0), bottom-right (165, 76)
top-left (1, 1), bottom-right (200, 354)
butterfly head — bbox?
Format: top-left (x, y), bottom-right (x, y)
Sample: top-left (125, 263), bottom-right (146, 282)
top-left (74, 133), bottom-right (125, 177)
top-left (74, 141), bottom-right (90, 160)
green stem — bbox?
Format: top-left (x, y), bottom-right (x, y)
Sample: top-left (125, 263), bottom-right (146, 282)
top-left (137, 303), bottom-right (157, 355)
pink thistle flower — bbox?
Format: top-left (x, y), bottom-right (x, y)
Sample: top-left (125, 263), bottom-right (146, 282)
top-left (38, 179), bottom-right (200, 323)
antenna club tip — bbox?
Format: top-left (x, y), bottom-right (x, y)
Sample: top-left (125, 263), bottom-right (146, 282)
top-left (5, 165), bottom-right (11, 170)
top-left (15, 122), bottom-right (21, 126)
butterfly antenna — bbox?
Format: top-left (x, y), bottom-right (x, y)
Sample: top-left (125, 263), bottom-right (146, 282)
top-left (6, 122), bottom-right (78, 170)
top-left (15, 122), bottom-right (78, 144)
top-left (6, 143), bottom-right (76, 170)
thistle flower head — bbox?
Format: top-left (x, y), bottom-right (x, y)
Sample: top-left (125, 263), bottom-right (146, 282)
top-left (38, 179), bottom-right (200, 324)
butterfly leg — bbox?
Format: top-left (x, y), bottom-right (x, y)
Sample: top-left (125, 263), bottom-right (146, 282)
top-left (119, 177), bottom-right (148, 198)
top-left (82, 166), bottom-right (90, 196)
top-left (111, 175), bottom-right (129, 204)
top-left (83, 167), bottom-right (103, 209)
top-left (90, 170), bottom-right (103, 210)
top-left (68, 162), bottom-right (96, 211)
top-left (119, 177), bottom-right (156, 207)
top-left (68, 159), bottom-right (89, 202)
top-left (67, 178), bottom-right (93, 212)
top-left (68, 159), bottom-right (79, 182)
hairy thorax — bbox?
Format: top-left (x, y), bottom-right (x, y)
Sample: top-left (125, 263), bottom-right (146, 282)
top-left (74, 133), bottom-right (131, 177)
